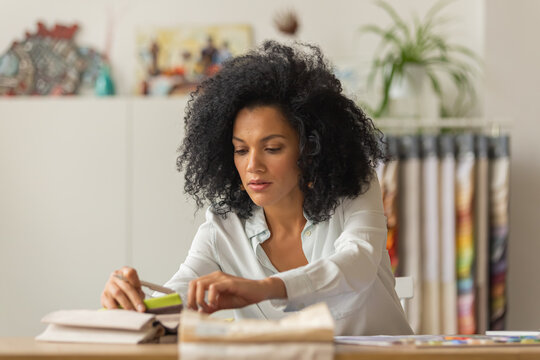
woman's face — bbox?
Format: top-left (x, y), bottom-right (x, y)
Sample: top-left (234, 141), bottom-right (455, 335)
top-left (232, 105), bottom-right (303, 209)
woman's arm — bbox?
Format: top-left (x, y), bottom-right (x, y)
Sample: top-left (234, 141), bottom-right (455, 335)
top-left (187, 271), bottom-right (286, 312)
top-left (270, 177), bottom-right (387, 310)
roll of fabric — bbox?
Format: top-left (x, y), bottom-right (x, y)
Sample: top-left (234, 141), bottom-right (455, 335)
top-left (381, 135), bottom-right (400, 274)
top-left (438, 134), bottom-right (457, 335)
top-left (474, 135), bottom-right (489, 334)
top-left (455, 134), bottom-right (476, 335)
top-left (398, 135), bottom-right (422, 333)
top-left (488, 135), bottom-right (510, 330)
top-left (420, 134), bottom-right (440, 334)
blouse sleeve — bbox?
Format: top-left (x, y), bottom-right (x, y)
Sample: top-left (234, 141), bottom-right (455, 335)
top-left (270, 176), bottom-right (387, 310)
top-left (160, 208), bottom-right (221, 301)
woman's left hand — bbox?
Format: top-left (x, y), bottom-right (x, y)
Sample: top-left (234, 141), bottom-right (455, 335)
top-left (187, 271), bottom-right (286, 313)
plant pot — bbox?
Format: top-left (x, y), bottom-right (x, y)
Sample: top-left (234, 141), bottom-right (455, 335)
top-left (387, 64), bottom-right (439, 119)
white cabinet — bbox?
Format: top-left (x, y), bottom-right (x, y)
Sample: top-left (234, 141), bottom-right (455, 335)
top-left (0, 97), bottom-right (203, 336)
top-left (130, 98), bottom-right (205, 284)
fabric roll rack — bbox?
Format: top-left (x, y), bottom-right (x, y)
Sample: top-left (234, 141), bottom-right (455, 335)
top-left (374, 118), bottom-right (510, 335)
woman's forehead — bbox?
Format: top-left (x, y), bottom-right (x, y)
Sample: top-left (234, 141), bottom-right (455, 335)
top-left (232, 106), bottom-right (297, 140)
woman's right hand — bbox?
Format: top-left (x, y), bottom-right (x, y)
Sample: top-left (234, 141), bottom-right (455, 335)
top-left (101, 267), bottom-right (146, 312)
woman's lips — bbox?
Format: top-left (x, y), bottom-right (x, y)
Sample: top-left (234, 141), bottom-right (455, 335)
top-left (248, 182), bottom-right (272, 191)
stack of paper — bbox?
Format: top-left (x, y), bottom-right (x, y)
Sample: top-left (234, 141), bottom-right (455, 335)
top-left (179, 302), bottom-right (335, 360)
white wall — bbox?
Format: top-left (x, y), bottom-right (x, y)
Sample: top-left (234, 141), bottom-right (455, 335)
top-left (484, 0), bottom-right (540, 330)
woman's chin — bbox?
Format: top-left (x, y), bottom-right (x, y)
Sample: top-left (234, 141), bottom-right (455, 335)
top-left (247, 193), bottom-right (274, 208)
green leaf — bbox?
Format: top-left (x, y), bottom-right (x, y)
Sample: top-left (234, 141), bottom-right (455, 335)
top-left (424, 0), bottom-right (454, 25)
top-left (426, 71), bottom-right (443, 97)
top-left (374, 0), bottom-right (411, 42)
top-left (359, 24), bottom-right (404, 48)
top-left (375, 62), bottom-right (397, 117)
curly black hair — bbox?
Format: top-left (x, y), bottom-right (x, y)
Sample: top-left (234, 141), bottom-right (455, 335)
top-left (177, 40), bottom-right (384, 223)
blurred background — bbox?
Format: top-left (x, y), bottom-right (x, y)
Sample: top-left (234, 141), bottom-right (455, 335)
top-left (1, 0), bottom-right (539, 337)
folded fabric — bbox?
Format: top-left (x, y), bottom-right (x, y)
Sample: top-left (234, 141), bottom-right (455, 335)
top-left (180, 302), bottom-right (334, 343)
top-left (179, 302), bottom-right (335, 360)
top-left (36, 309), bottom-right (180, 344)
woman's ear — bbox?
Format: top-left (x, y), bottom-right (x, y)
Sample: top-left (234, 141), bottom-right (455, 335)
top-left (306, 130), bottom-right (321, 156)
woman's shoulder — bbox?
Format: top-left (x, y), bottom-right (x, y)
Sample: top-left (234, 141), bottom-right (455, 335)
top-left (205, 206), bottom-right (242, 224)
top-left (203, 206), bottom-right (249, 236)
top-left (338, 177), bottom-right (384, 214)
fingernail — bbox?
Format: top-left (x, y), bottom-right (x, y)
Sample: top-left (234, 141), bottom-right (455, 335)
top-left (137, 304), bottom-right (145, 312)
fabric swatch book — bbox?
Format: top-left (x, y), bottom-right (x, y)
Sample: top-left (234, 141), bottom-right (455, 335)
top-left (36, 293), bottom-right (182, 344)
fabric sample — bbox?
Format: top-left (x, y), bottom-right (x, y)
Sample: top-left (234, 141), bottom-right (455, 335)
top-left (438, 134), bottom-right (457, 335)
top-left (488, 135), bottom-right (510, 330)
top-left (398, 135), bottom-right (422, 333)
top-left (455, 134), bottom-right (476, 335)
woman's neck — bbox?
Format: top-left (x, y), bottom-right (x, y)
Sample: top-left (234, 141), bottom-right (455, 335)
top-left (263, 197), bottom-right (307, 237)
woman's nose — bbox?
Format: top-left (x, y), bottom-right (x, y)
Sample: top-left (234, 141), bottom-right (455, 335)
top-left (246, 151), bottom-right (264, 173)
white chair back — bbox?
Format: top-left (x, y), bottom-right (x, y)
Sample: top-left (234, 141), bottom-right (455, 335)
top-left (394, 276), bottom-right (414, 310)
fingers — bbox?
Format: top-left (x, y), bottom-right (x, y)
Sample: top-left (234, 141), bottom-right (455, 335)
top-left (101, 290), bottom-right (118, 309)
top-left (105, 279), bottom-right (135, 310)
top-left (188, 278), bottom-right (196, 310)
top-left (112, 274), bottom-right (146, 312)
top-left (117, 267), bottom-right (146, 311)
top-left (120, 267), bottom-right (142, 289)
top-left (207, 283), bottom-right (219, 308)
top-left (101, 267), bottom-right (146, 312)
top-left (187, 272), bottom-right (254, 313)
top-left (207, 280), bottom-right (232, 308)
top-left (188, 278), bottom-right (213, 312)
top-left (188, 271), bottom-right (225, 312)
top-left (196, 279), bottom-right (213, 313)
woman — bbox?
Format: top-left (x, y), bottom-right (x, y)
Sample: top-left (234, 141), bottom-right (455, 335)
top-left (101, 41), bottom-right (413, 335)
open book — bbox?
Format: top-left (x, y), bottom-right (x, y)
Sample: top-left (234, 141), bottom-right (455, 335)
top-left (36, 293), bottom-right (182, 344)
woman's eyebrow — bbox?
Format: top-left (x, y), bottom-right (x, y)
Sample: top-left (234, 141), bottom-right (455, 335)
top-left (232, 134), bottom-right (286, 143)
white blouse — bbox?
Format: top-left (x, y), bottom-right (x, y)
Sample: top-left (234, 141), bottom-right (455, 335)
top-left (163, 177), bottom-right (413, 335)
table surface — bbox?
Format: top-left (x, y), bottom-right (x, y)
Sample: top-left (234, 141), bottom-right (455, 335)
top-left (2, 337), bottom-right (540, 360)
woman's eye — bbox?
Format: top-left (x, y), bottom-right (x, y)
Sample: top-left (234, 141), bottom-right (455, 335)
top-left (234, 149), bottom-right (248, 155)
top-left (265, 147), bottom-right (282, 153)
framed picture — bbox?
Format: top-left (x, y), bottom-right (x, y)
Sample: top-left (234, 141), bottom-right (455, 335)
top-left (136, 24), bottom-right (253, 95)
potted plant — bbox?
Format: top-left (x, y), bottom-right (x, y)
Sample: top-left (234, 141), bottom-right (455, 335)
top-left (360, 0), bottom-right (481, 118)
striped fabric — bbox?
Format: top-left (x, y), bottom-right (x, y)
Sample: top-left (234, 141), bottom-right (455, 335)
top-left (455, 134), bottom-right (476, 335)
top-left (488, 136), bottom-right (510, 330)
